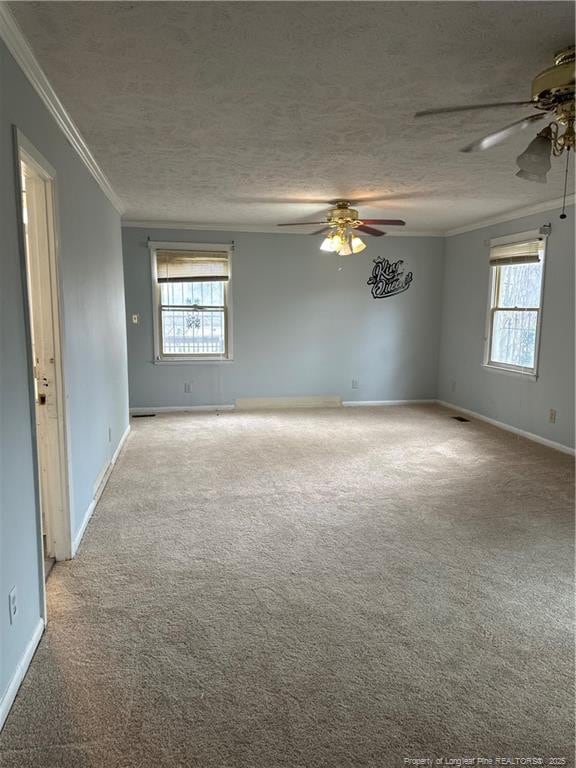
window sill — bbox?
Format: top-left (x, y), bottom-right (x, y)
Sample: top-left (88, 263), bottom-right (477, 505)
top-left (482, 363), bottom-right (537, 382)
top-left (153, 358), bottom-right (234, 365)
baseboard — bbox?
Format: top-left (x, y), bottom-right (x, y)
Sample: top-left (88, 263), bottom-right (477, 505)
top-left (130, 405), bottom-right (235, 415)
top-left (132, 399), bottom-right (435, 412)
top-left (131, 399), bottom-right (573, 455)
top-left (236, 395), bottom-right (342, 410)
top-left (72, 423), bottom-right (131, 555)
top-left (0, 619), bottom-right (44, 731)
top-left (436, 400), bottom-right (575, 456)
top-left (342, 399), bottom-right (436, 407)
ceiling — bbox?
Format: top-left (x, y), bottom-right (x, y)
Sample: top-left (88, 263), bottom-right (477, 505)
top-left (9, 1), bottom-right (575, 234)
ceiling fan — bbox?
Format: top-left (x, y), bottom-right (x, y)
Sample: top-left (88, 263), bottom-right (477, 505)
top-left (415, 45), bottom-right (575, 206)
top-left (277, 199), bottom-right (406, 255)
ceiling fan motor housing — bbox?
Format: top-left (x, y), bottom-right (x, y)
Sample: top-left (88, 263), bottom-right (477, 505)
top-left (327, 201), bottom-right (360, 227)
top-left (531, 45), bottom-right (575, 120)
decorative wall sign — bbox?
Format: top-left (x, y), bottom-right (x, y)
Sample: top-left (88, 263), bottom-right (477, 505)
top-left (367, 257), bottom-right (413, 299)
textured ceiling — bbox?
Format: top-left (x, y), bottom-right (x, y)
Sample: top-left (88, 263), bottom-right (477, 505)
top-left (9, 1), bottom-right (575, 232)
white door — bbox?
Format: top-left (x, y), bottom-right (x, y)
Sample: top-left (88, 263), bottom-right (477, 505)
top-left (18, 135), bottom-right (72, 575)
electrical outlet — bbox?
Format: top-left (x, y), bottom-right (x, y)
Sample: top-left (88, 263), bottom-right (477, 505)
top-left (549, 408), bottom-right (557, 424)
top-left (184, 382), bottom-right (192, 394)
top-left (351, 378), bottom-right (360, 390)
top-left (8, 587), bottom-right (17, 625)
top-left (450, 379), bottom-right (457, 394)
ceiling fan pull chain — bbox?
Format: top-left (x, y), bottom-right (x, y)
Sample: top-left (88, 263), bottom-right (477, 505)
top-left (560, 147), bottom-right (570, 220)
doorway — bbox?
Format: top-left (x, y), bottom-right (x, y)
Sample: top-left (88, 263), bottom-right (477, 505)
top-left (17, 131), bottom-right (72, 584)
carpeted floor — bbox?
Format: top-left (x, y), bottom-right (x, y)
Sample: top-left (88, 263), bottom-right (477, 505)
top-left (0, 405), bottom-right (573, 767)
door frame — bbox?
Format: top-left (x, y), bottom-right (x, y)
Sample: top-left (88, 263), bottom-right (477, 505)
top-left (14, 128), bottom-right (73, 604)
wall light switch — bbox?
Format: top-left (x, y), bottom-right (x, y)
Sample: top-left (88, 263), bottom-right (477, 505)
top-left (8, 586), bottom-right (17, 625)
top-left (132, 314), bottom-right (139, 325)
top-left (549, 408), bottom-right (557, 424)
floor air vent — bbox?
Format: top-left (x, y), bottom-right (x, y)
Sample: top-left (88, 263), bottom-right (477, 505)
top-left (451, 415), bottom-right (470, 423)
top-left (132, 414), bottom-right (156, 418)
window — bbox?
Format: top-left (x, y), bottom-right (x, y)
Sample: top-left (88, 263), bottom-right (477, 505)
top-left (151, 245), bottom-right (232, 361)
top-left (484, 235), bottom-right (546, 377)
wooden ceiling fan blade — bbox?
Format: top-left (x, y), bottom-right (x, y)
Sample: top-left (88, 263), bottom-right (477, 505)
top-left (361, 219), bottom-right (406, 226)
top-left (356, 225), bottom-right (387, 237)
top-left (415, 101), bottom-right (535, 117)
top-left (460, 113), bottom-right (546, 153)
top-left (276, 221), bottom-right (327, 226)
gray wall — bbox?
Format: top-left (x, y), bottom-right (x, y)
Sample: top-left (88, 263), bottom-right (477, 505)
top-left (437, 205), bottom-right (575, 449)
top-left (122, 227), bottom-right (446, 407)
top-left (123, 213), bottom-right (574, 451)
top-left (0, 39), bottom-right (129, 711)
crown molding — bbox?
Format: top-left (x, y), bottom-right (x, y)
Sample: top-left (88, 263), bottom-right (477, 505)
top-left (121, 219), bottom-right (444, 237)
top-left (0, 2), bottom-right (124, 214)
top-left (445, 195), bottom-right (575, 237)
top-left (121, 197), bottom-right (574, 238)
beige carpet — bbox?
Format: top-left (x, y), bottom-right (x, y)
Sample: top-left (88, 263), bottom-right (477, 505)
top-left (0, 405), bottom-right (573, 767)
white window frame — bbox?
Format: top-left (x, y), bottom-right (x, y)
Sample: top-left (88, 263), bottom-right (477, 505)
top-left (149, 241), bottom-right (234, 363)
top-left (482, 229), bottom-right (547, 380)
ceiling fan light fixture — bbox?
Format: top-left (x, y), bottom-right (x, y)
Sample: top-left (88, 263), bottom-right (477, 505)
top-left (515, 131), bottom-right (552, 182)
top-left (338, 238), bottom-right (353, 257)
top-left (351, 236), bottom-right (366, 253)
top-left (331, 232), bottom-right (344, 250)
top-left (320, 235), bottom-right (337, 252)
top-left (515, 169), bottom-right (547, 183)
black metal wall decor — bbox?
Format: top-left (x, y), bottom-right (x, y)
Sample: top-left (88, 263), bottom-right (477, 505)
top-left (367, 257), bottom-right (413, 299)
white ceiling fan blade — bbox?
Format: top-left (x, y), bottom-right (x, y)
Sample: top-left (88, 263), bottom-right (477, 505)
top-left (460, 113), bottom-right (546, 153)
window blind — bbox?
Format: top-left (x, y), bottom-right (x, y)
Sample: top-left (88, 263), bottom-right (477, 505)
top-left (489, 240), bottom-right (542, 266)
top-left (156, 250), bottom-right (229, 282)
